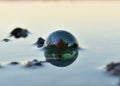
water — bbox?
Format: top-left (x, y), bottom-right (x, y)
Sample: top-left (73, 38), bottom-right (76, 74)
top-left (0, 1), bottom-right (120, 86)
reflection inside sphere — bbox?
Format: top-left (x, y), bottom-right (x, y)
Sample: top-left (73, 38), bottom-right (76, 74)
top-left (44, 48), bottom-right (78, 67)
top-left (45, 30), bottom-right (79, 49)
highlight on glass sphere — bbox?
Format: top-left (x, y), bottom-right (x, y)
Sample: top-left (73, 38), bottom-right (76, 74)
top-left (45, 30), bottom-right (79, 49)
top-left (44, 30), bottom-right (79, 67)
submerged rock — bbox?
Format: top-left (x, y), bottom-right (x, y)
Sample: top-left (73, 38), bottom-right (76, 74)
top-left (106, 62), bottom-right (120, 75)
top-left (34, 37), bottom-right (45, 48)
top-left (10, 62), bottom-right (19, 65)
top-left (2, 38), bottom-right (11, 42)
top-left (10, 27), bottom-right (29, 38)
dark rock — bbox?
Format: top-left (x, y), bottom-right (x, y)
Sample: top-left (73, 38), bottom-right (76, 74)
top-left (33, 59), bottom-right (39, 62)
top-left (25, 59), bottom-right (42, 67)
top-left (32, 59), bottom-right (42, 66)
top-left (10, 27), bottom-right (29, 38)
top-left (10, 62), bottom-right (19, 65)
top-left (25, 61), bottom-right (33, 67)
top-left (106, 62), bottom-right (120, 75)
top-left (2, 38), bottom-right (11, 42)
top-left (21, 29), bottom-right (29, 38)
top-left (35, 37), bottom-right (45, 48)
top-left (33, 62), bottom-right (42, 66)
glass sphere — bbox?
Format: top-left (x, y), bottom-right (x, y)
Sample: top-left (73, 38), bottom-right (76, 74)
top-left (45, 30), bottom-right (79, 49)
top-left (44, 30), bottom-right (79, 67)
top-left (45, 48), bottom-right (78, 67)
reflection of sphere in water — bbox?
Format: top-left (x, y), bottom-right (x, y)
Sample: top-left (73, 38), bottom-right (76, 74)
top-left (45, 30), bottom-right (79, 49)
top-left (45, 49), bottom-right (78, 67)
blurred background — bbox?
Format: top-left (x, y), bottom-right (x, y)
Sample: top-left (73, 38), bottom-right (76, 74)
top-left (0, 1), bottom-right (120, 86)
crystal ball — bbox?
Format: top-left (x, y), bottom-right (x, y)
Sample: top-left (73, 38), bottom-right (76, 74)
top-left (45, 30), bottom-right (79, 49)
top-left (44, 30), bottom-right (79, 67)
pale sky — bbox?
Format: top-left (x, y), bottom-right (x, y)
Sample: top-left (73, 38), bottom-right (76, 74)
top-left (0, 1), bottom-right (120, 23)
top-left (0, 1), bottom-right (120, 37)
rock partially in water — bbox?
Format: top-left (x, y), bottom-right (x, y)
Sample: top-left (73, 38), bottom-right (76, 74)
top-left (32, 59), bottom-right (42, 66)
top-left (10, 62), bottom-right (20, 65)
top-left (33, 62), bottom-right (42, 66)
top-left (34, 37), bottom-right (45, 48)
top-left (45, 30), bottom-right (79, 49)
top-left (2, 38), bottom-right (11, 42)
top-left (25, 61), bottom-right (33, 67)
top-left (10, 27), bottom-right (29, 38)
top-left (33, 59), bottom-right (39, 62)
top-left (25, 59), bottom-right (42, 67)
top-left (106, 62), bottom-right (120, 75)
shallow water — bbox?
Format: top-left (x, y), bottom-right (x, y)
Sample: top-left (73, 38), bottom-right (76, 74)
top-left (0, 1), bottom-right (120, 86)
